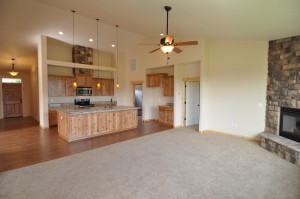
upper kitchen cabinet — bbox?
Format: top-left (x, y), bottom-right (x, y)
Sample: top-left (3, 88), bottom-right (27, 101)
top-left (76, 74), bottom-right (93, 87)
top-left (65, 77), bottom-right (76, 96)
top-left (146, 73), bottom-right (167, 87)
top-left (163, 75), bottom-right (174, 96)
top-left (48, 76), bottom-right (66, 97)
top-left (92, 78), bottom-right (114, 96)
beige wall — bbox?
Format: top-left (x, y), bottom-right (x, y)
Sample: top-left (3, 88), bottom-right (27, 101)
top-left (124, 37), bottom-right (268, 138)
top-left (47, 37), bottom-right (113, 67)
top-left (124, 37), bottom-right (204, 121)
top-left (204, 40), bottom-right (268, 139)
top-left (30, 60), bottom-right (39, 121)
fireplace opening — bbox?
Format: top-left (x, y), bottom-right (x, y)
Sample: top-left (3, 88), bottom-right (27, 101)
top-left (279, 107), bottom-right (300, 143)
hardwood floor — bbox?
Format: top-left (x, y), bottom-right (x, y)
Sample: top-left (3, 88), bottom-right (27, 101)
top-left (0, 117), bottom-right (172, 172)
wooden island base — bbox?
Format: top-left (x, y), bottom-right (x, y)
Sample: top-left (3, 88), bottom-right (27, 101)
top-left (57, 108), bottom-right (137, 142)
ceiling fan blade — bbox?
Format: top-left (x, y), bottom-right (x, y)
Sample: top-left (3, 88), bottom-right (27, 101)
top-left (174, 41), bottom-right (198, 46)
top-left (165, 35), bottom-right (174, 44)
top-left (173, 47), bottom-right (182, 53)
top-left (149, 48), bottom-right (161, 53)
top-left (139, 43), bottom-right (160, 46)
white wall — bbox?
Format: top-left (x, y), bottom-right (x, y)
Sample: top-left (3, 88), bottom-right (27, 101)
top-left (204, 40), bottom-right (268, 139)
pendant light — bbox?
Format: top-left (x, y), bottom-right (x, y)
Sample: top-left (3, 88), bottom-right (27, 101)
top-left (8, 58), bottom-right (19, 77)
top-left (72, 10), bottom-right (77, 88)
top-left (96, 18), bottom-right (101, 89)
top-left (115, 25), bottom-right (120, 89)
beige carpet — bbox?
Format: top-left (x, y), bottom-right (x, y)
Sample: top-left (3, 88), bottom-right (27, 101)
top-left (1, 127), bottom-right (300, 199)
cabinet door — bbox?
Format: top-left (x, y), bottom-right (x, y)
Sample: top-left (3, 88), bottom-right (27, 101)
top-left (163, 76), bottom-right (174, 96)
top-left (85, 75), bottom-right (93, 87)
top-left (76, 75), bottom-right (86, 87)
top-left (66, 77), bottom-right (76, 96)
top-left (49, 109), bottom-right (57, 126)
top-left (98, 112), bottom-right (111, 134)
top-left (108, 79), bottom-right (114, 96)
top-left (48, 76), bottom-right (66, 97)
top-left (92, 78), bottom-right (101, 96)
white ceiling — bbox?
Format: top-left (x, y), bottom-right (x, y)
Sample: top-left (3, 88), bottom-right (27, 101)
top-left (0, 0), bottom-right (300, 72)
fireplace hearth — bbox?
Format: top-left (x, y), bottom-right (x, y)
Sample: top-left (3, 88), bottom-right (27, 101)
top-left (280, 107), bottom-right (300, 143)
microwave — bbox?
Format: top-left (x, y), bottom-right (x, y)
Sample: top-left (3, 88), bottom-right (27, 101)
top-left (76, 87), bottom-right (92, 96)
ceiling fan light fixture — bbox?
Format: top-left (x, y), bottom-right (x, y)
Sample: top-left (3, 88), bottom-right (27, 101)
top-left (8, 58), bottom-right (19, 77)
top-left (161, 45), bottom-right (174, 54)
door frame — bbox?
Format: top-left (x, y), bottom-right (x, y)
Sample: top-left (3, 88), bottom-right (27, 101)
top-left (1, 78), bottom-right (24, 118)
top-left (131, 80), bottom-right (144, 120)
top-left (181, 77), bottom-right (200, 127)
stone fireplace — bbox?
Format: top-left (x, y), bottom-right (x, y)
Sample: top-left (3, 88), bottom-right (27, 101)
top-left (261, 35), bottom-right (300, 165)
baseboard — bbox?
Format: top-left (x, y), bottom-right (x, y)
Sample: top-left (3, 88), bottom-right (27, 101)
top-left (142, 119), bottom-right (158, 122)
top-left (201, 130), bottom-right (260, 141)
top-left (174, 124), bottom-right (183, 128)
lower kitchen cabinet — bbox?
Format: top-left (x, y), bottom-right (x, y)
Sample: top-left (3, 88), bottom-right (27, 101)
top-left (159, 106), bottom-right (173, 126)
top-left (49, 108), bottom-right (58, 126)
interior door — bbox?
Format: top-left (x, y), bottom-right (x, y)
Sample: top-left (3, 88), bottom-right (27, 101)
top-left (134, 84), bottom-right (142, 116)
top-left (2, 83), bottom-right (23, 118)
top-left (185, 81), bottom-right (200, 126)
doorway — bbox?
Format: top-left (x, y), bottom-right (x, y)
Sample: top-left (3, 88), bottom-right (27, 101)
top-left (2, 78), bottom-right (23, 118)
top-left (132, 81), bottom-right (143, 120)
top-left (185, 81), bottom-right (200, 126)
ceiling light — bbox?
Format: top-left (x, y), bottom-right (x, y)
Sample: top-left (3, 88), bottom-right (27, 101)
top-left (111, 44), bottom-right (115, 47)
top-left (8, 58), bottom-right (19, 77)
top-left (161, 45), bottom-right (174, 54)
top-left (160, 33), bottom-right (164, 36)
top-left (89, 38), bottom-right (93, 42)
top-left (58, 31), bottom-right (64, 35)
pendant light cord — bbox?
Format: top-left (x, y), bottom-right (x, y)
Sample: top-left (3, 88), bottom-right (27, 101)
top-left (97, 19), bottom-right (99, 79)
top-left (116, 25), bottom-right (119, 83)
top-left (72, 10), bottom-right (75, 68)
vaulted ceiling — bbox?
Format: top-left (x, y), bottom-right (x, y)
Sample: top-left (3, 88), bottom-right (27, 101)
top-left (0, 0), bottom-right (299, 72)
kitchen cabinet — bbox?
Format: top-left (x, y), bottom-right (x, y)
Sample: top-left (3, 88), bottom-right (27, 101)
top-left (65, 77), bottom-right (76, 96)
top-left (76, 74), bottom-right (93, 87)
top-left (163, 76), bottom-right (174, 96)
top-left (92, 78), bottom-right (114, 96)
top-left (146, 73), bottom-right (167, 87)
top-left (48, 76), bottom-right (66, 97)
top-left (49, 108), bottom-right (58, 126)
top-left (159, 106), bottom-right (173, 126)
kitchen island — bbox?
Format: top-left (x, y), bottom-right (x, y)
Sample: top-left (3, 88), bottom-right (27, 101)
top-left (57, 106), bottom-right (138, 142)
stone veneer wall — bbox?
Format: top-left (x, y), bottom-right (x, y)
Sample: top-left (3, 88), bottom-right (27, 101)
top-left (265, 35), bottom-right (300, 133)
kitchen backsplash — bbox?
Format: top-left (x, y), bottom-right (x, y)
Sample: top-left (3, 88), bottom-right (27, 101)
top-left (49, 96), bottom-right (115, 104)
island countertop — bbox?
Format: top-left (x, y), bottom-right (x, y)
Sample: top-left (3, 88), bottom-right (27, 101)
top-left (56, 106), bottom-right (138, 116)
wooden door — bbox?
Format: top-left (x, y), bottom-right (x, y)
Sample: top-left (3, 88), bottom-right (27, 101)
top-left (2, 83), bottom-right (23, 118)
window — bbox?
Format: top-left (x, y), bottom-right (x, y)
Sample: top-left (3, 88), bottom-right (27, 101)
top-left (2, 78), bottom-right (22, 83)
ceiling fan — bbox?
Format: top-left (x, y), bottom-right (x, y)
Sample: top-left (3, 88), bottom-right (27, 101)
top-left (144, 6), bottom-right (198, 54)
